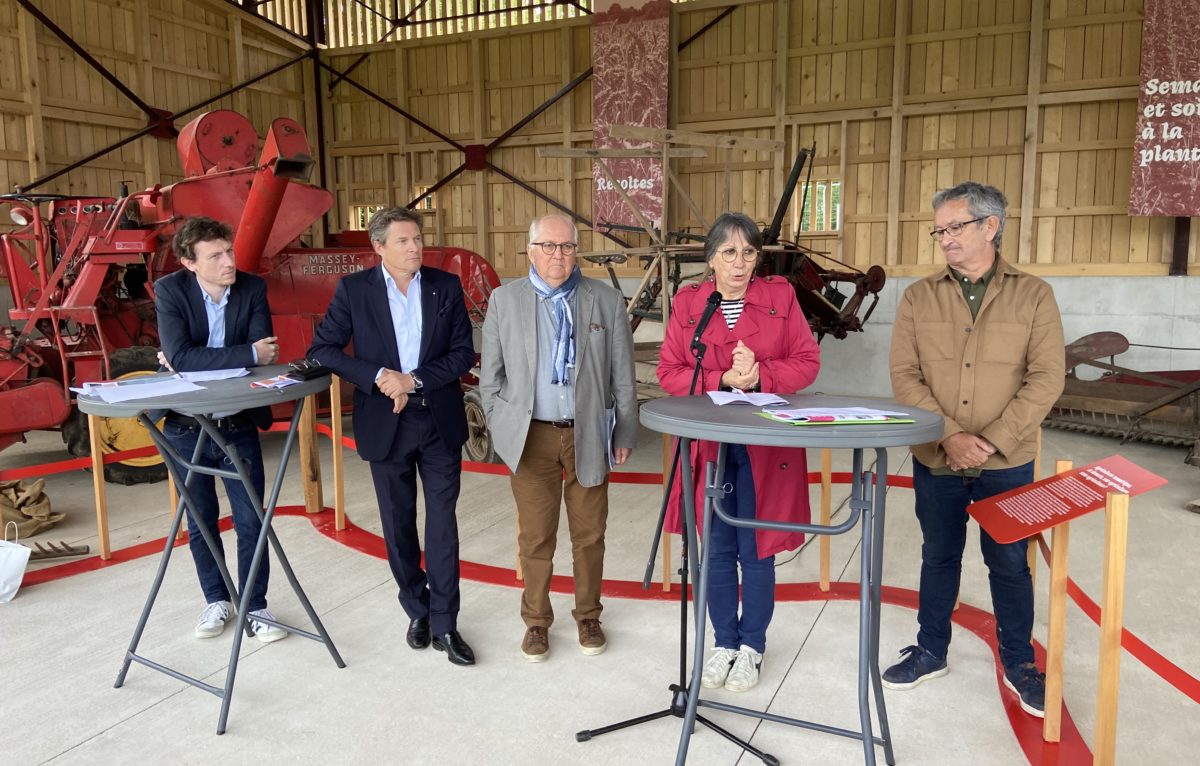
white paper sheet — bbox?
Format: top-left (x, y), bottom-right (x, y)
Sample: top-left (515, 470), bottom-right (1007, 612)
top-left (706, 390), bottom-right (789, 406)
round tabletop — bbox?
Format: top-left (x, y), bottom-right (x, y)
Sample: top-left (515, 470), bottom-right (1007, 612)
top-left (640, 393), bottom-right (943, 449)
top-left (76, 365), bottom-right (332, 418)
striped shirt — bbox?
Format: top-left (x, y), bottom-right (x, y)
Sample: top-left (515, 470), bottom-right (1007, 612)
top-left (720, 298), bottom-right (744, 328)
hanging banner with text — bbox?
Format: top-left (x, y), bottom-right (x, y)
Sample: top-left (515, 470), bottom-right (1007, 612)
top-left (1129, 0), bottom-right (1200, 215)
top-left (592, 0), bottom-right (669, 230)
top-left (967, 455), bottom-right (1167, 544)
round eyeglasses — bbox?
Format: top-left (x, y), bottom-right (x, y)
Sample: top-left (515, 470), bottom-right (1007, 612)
top-left (715, 247), bottom-right (759, 264)
top-left (530, 241), bottom-right (578, 256)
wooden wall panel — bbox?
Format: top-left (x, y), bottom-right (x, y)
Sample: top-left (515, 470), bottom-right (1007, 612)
top-left (1, 0), bottom-right (310, 203)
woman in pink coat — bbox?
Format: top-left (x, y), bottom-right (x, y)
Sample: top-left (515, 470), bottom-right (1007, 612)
top-left (657, 212), bottom-right (821, 692)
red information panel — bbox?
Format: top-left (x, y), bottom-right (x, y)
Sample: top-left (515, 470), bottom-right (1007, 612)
top-left (967, 455), bottom-right (1168, 544)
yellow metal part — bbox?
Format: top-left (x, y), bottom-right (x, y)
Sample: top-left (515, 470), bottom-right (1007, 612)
top-left (91, 369), bottom-right (164, 467)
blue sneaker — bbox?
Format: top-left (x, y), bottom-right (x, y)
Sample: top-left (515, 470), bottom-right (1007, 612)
top-left (1003, 662), bottom-right (1046, 718)
top-left (882, 645), bottom-right (948, 690)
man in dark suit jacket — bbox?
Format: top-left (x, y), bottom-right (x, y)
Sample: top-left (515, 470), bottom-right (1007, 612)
top-left (155, 216), bottom-right (286, 643)
top-left (308, 206), bottom-right (477, 666)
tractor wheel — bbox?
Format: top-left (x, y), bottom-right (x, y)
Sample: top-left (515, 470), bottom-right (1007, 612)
top-left (61, 346), bottom-right (168, 485)
top-left (461, 389), bottom-right (497, 464)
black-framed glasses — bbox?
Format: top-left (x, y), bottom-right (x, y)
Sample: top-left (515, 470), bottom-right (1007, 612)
top-left (929, 217), bottom-right (986, 241)
top-left (531, 241), bottom-right (578, 256)
top-left (715, 247), bottom-right (759, 264)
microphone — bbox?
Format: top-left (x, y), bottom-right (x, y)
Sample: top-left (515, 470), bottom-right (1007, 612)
top-left (690, 290), bottom-right (723, 354)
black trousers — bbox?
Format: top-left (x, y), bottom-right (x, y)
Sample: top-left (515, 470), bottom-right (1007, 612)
top-left (368, 405), bottom-right (463, 635)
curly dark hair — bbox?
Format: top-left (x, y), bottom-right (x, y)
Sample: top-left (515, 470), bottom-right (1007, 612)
top-left (172, 216), bottom-right (234, 262)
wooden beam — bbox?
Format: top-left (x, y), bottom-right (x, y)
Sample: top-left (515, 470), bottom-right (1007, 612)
top-left (886, 0), bottom-right (910, 266)
top-left (1094, 491), bottom-right (1130, 766)
top-left (1043, 459), bottom-right (1073, 742)
top-left (330, 376), bottom-right (347, 531)
top-left (17, 4), bottom-right (45, 188)
top-left (1020, 0), bottom-right (1046, 265)
top-left (538, 147), bottom-right (707, 159)
top-left (609, 124), bottom-right (784, 152)
top-left (87, 414), bottom-right (111, 560)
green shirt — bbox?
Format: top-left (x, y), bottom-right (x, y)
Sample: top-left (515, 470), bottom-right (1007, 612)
top-left (931, 258), bottom-right (999, 478)
top-left (952, 258), bottom-right (999, 322)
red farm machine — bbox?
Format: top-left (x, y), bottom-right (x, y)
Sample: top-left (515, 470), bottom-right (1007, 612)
top-left (0, 110), bottom-right (500, 483)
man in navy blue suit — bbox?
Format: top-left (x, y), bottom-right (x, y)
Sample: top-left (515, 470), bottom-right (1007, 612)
top-left (308, 206), bottom-right (477, 666)
top-left (155, 216), bottom-right (287, 643)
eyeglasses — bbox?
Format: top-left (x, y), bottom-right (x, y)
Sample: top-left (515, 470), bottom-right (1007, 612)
top-left (715, 247), bottom-right (759, 264)
top-left (530, 241), bottom-right (578, 256)
top-left (929, 217), bottom-right (987, 241)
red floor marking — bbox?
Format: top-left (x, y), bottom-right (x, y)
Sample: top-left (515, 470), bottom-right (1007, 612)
top-left (26, 506), bottom-right (1098, 763)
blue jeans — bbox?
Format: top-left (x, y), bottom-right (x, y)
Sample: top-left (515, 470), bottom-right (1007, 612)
top-left (913, 460), bottom-right (1035, 669)
top-left (163, 417), bottom-right (269, 612)
top-left (707, 444), bottom-right (775, 654)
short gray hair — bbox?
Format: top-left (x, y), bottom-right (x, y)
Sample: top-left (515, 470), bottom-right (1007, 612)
top-left (367, 206), bottom-right (423, 246)
top-left (528, 213), bottom-right (578, 244)
top-left (931, 181), bottom-right (1007, 251)
top-left (704, 212), bottom-right (763, 262)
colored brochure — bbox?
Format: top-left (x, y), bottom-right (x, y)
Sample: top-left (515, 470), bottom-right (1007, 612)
top-left (707, 390), bottom-right (789, 406)
top-left (251, 374), bottom-right (301, 390)
top-left (757, 407), bottom-right (914, 426)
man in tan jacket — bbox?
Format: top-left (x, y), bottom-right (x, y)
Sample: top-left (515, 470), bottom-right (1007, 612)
top-left (884, 181), bottom-right (1064, 719)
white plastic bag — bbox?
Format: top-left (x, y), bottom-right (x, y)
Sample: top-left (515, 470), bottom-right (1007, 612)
top-left (0, 521), bottom-right (31, 603)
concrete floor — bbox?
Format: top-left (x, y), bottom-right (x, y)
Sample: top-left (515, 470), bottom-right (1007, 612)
top-left (2, 421), bottom-right (1198, 765)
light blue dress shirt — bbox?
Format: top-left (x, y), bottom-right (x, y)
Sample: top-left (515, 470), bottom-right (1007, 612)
top-left (199, 282), bottom-right (253, 418)
top-left (376, 266), bottom-right (423, 382)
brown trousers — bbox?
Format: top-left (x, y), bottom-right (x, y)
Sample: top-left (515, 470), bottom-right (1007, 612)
top-left (512, 421), bottom-right (608, 628)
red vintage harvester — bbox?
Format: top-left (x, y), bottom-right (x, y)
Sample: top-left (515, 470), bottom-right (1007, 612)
top-left (0, 110), bottom-right (500, 483)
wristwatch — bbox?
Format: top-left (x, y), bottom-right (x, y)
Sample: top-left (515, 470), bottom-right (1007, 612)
top-left (410, 372), bottom-right (424, 391)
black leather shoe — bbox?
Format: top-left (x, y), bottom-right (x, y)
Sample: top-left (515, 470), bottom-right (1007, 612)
top-left (431, 630), bottom-right (476, 666)
top-left (406, 617), bottom-right (431, 650)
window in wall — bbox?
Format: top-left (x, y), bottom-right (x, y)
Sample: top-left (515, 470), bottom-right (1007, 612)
top-left (412, 186), bottom-right (435, 211)
top-left (349, 205), bottom-right (384, 230)
top-left (797, 179), bottom-right (842, 234)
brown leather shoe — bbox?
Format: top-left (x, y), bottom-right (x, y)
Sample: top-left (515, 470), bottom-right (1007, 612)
top-left (578, 618), bottom-right (607, 655)
top-left (521, 626), bottom-right (549, 662)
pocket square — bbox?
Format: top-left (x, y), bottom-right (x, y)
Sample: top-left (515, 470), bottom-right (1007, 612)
top-left (589, 323), bottom-right (606, 332)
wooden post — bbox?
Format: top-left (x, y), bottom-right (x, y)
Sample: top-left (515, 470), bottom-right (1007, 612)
top-left (87, 414), bottom-right (110, 560)
top-left (661, 433), bottom-right (672, 592)
top-left (819, 448), bottom-right (832, 591)
top-left (1093, 491), bottom-right (1130, 766)
top-left (298, 393), bottom-right (323, 514)
top-left (330, 375), bottom-right (346, 531)
top-left (1043, 459), bottom-right (1073, 742)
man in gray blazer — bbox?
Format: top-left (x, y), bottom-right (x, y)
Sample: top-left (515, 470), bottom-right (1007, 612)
top-left (480, 213), bottom-right (638, 662)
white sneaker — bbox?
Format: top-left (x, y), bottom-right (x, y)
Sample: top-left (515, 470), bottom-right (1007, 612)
top-left (248, 608), bottom-right (288, 643)
top-left (701, 647), bottom-right (740, 689)
top-left (725, 646), bottom-right (762, 692)
top-left (195, 601), bottom-right (233, 639)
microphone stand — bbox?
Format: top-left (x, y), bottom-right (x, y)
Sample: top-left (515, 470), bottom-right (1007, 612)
top-left (575, 316), bottom-right (775, 765)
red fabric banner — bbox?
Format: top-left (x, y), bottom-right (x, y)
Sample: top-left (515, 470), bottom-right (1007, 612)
top-left (591, 0), bottom-right (670, 230)
top-left (1129, 0), bottom-right (1200, 215)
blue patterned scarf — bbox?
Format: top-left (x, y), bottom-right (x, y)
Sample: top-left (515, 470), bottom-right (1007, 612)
top-left (529, 264), bottom-right (581, 385)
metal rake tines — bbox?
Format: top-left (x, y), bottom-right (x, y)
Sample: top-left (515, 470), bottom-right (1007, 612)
top-left (28, 540), bottom-right (91, 561)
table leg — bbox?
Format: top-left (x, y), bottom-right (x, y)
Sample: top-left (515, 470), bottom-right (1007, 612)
top-left (870, 449), bottom-right (896, 765)
top-left (857, 466), bottom-right (878, 766)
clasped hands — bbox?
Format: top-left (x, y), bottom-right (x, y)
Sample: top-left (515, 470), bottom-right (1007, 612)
top-left (942, 432), bottom-right (996, 472)
top-left (377, 369), bottom-right (418, 413)
top-left (155, 335), bottom-right (278, 372)
top-left (720, 340), bottom-right (760, 390)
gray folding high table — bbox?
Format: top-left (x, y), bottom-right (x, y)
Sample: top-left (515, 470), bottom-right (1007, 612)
top-left (77, 365), bottom-right (345, 734)
top-left (640, 394), bottom-right (942, 765)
